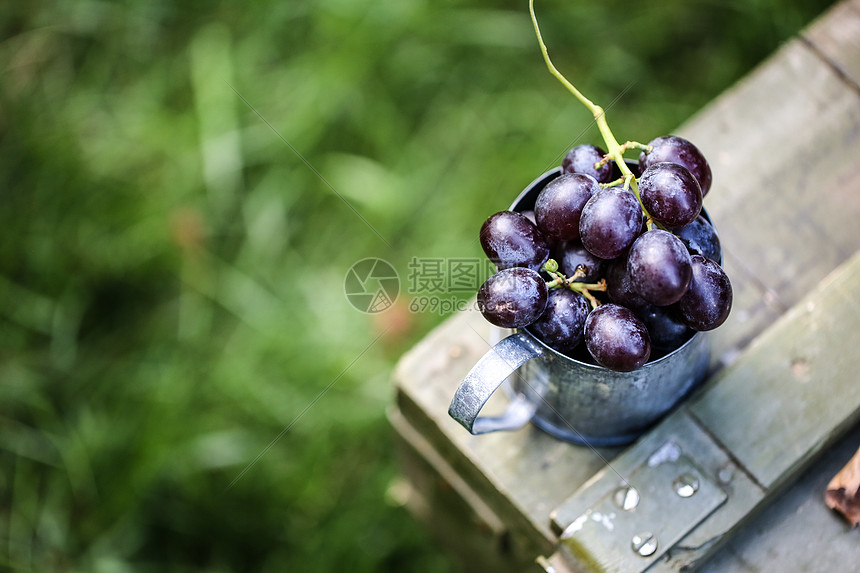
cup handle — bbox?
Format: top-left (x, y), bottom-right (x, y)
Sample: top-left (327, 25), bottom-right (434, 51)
top-left (448, 332), bottom-right (543, 434)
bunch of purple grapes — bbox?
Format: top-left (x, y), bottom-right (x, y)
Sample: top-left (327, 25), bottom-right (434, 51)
top-left (477, 136), bottom-right (732, 372)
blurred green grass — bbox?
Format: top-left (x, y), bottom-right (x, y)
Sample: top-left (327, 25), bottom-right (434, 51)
top-left (0, 0), bottom-right (834, 571)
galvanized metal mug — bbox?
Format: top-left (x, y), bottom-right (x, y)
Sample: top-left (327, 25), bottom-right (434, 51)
top-left (448, 168), bottom-right (712, 446)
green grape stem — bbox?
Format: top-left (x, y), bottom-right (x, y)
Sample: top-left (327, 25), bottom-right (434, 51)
top-left (577, 283), bottom-right (604, 310)
top-left (593, 141), bottom-right (653, 171)
top-left (542, 261), bottom-right (606, 309)
top-left (545, 276), bottom-right (564, 289)
top-left (600, 176), bottom-right (625, 189)
top-left (529, 0), bottom-right (655, 230)
top-left (624, 140), bottom-right (654, 153)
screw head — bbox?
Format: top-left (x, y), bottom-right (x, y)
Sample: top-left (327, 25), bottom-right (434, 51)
top-left (631, 532), bottom-right (658, 556)
top-left (612, 485), bottom-right (640, 511)
top-left (672, 472), bottom-right (700, 498)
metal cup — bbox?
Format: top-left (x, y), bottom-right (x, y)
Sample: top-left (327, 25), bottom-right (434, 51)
top-left (448, 168), bottom-right (712, 447)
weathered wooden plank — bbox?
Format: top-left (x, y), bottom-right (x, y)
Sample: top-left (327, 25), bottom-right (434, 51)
top-left (388, 408), bottom-right (523, 571)
top-left (700, 422), bottom-right (860, 573)
top-left (802, 0), bottom-right (860, 90)
top-left (689, 252), bottom-right (860, 490)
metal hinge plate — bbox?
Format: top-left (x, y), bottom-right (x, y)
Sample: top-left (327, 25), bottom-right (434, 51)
top-left (557, 440), bottom-right (727, 573)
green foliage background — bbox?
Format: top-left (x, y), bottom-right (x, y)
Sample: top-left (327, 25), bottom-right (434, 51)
top-left (0, 1), bottom-right (833, 571)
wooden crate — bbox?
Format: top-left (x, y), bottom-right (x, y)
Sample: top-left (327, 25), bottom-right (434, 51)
top-left (390, 1), bottom-right (860, 571)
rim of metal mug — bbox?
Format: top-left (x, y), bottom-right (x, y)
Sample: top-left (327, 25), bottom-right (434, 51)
top-left (518, 323), bottom-right (702, 370)
top-left (509, 163), bottom-right (719, 370)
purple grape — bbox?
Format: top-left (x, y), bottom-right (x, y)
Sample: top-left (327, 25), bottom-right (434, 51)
top-left (605, 254), bottom-right (647, 310)
top-left (529, 288), bottom-right (590, 354)
top-left (562, 144), bottom-right (613, 183)
top-left (627, 230), bottom-right (693, 306)
top-left (638, 162), bottom-right (702, 228)
top-left (480, 211), bottom-right (550, 271)
top-left (639, 135), bottom-right (712, 196)
top-left (579, 187), bottom-right (643, 260)
top-left (677, 255), bottom-right (733, 331)
top-left (553, 240), bottom-right (606, 283)
top-left (477, 267), bottom-right (548, 328)
top-left (674, 215), bottom-right (721, 262)
top-left (636, 304), bottom-right (692, 351)
top-left (584, 304), bottom-right (651, 372)
top-left (534, 173), bottom-right (599, 242)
